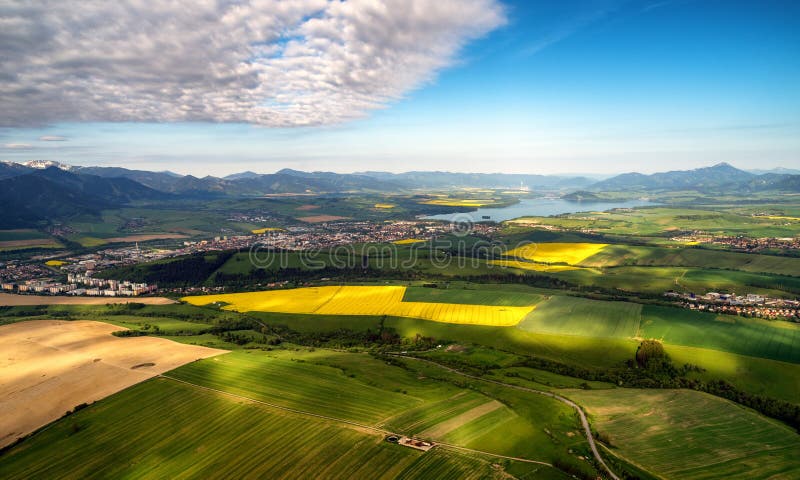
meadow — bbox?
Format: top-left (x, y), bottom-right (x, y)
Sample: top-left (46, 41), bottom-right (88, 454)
top-left (578, 243), bottom-right (800, 277)
top-left (182, 285), bottom-right (539, 326)
top-left (0, 377), bottom-right (542, 480)
top-left (641, 306), bottom-right (800, 364)
top-left (568, 388), bottom-right (800, 480)
top-left (401, 285), bottom-right (545, 306)
top-left (518, 296), bottom-right (642, 338)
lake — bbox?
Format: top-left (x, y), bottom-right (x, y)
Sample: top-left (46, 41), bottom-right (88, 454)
top-left (422, 197), bottom-right (653, 223)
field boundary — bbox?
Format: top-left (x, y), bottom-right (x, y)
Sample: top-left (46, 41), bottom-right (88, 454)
top-left (158, 374), bottom-right (554, 468)
top-left (390, 354), bottom-right (621, 480)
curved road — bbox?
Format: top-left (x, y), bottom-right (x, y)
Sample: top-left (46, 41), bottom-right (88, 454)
top-left (391, 355), bottom-right (620, 480)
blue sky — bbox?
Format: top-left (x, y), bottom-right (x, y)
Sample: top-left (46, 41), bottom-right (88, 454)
top-left (1, 0), bottom-right (798, 176)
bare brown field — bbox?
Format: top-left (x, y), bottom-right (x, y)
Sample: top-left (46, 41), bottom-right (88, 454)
top-left (295, 204), bottom-right (320, 211)
top-left (0, 320), bottom-right (226, 448)
top-left (102, 233), bottom-right (188, 243)
top-left (0, 239), bottom-right (61, 249)
top-left (297, 215), bottom-right (349, 223)
top-left (0, 293), bottom-right (176, 306)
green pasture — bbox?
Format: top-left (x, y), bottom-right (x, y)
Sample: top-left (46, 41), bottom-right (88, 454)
top-left (518, 296), bottom-right (641, 338)
top-left (0, 377), bottom-right (525, 479)
top-left (641, 306), bottom-right (800, 364)
top-left (569, 388), bottom-right (800, 480)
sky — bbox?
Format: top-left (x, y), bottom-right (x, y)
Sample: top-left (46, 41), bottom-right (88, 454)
top-left (1, 0), bottom-right (799, 176)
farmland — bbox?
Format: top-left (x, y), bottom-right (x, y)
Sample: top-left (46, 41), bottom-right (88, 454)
top-left (0, 293), bottom-right (176, 306)
top-left (0, 320), bottom-right (224, 448)
top-left (0, 378), bottom-right (534, 480)
top-left (183, 285), bottom-right (538, 326)
top-left (167, 349), bottom-right (588, 464)
top-left (506, 207), bottom-right (800, 238)
top-left (569, 389), bottom-right (800, 480)
top-left (518, 296), bottom-right (642, 338)
top-left (0, 229), bottom-right (61, 250)
top-left (401, 285), bottom-right (545, 306)
top-left (504, 242), bottom-right (609, 265)
top-left (641, 306), bottom-right (800, 364)
top-left (0, 346), bottom-right (584, 479)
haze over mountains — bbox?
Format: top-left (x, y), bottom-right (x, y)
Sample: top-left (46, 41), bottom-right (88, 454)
top-left (1, 161), bottom-right (799, 228)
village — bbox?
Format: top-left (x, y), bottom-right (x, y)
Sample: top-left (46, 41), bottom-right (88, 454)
top-left (665, 290), bottom-right (800, 321)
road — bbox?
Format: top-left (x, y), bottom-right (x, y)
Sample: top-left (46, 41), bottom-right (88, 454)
top-left (390, 355), bottom-right (621, 480)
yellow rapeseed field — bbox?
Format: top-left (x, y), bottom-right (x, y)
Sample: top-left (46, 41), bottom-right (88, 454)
top-left (420, 199), bottom-right (495, 207)
top-left (183, 285), bottom-right (535, 327)
top-left (251, 227), bottom-right (283, 234)
top-left (392, 238), bottom-right (426, 245)
top-left (44, 260), bottom-right (67, 266)
top-left (373, 203), bottom-right (395, 209)
top-left (488, 259), bottom-right (580, 272)
top-left (505, 242), bottom-right (608, 265)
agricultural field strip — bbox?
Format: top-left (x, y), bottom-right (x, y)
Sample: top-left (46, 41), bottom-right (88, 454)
top-left (391, 355), bottom-right (621, 480)
top-left (158, 374), bottom-right (552, 466)
top-left (504, 243), bottom-right (610, 266)
top-left (183, 286), bottom-right (537, 326)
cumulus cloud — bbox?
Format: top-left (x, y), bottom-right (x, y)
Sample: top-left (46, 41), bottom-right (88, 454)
top-left (4, 143), bottom-right (32, 149)
top-left (39, 135), bottom-right (67, 141)
top-left (0, 0), bottom-right (505, 127)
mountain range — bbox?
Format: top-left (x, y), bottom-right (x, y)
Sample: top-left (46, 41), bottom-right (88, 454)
top-left (0, 161), bottom-right (798, 228)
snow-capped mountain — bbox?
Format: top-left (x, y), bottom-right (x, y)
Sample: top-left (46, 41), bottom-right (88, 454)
top-left (22, 160), bottom-right (74, 171)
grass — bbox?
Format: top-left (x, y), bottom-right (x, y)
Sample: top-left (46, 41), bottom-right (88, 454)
top-left (0, 377), bottom-right (438, 479)
top-left (554, 266), bottom-right (800, 297)
top-left (640, 306), bottom-right (800, 364)
top-left (518, 296), bottom-right (642, 338)
top-left (505, 242), bottom-right (609, 265)
top-left (506, 206), bottom-right (800, 238)
top-left (401, 286), bottom-right (545, 306)
top-left (165, 349), bottom-right (589, 465)
top-left (0, 346), bottom-right (584, 479)
top-left (666, 345), bottom-right (800, 405)
top-left (568, 388), bottom-right (800, 480)
top-left (580, 244), bottom-right (800, 277)
top-left (183, 286), bottom-right (538, 326)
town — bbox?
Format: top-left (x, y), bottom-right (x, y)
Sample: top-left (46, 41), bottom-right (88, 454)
top-left (0, 220), bottom-right (496, 297)
top-left (665, 290), bottom-right (800, 321)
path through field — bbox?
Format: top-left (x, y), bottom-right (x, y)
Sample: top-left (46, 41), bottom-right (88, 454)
top-left (392, 355), bottom-right (621, 480)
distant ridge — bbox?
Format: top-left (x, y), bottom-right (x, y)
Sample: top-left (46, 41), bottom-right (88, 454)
top-left (589, 163), bottom-right (768, 192)
top-left (0, 161), bottom-right (797, 201)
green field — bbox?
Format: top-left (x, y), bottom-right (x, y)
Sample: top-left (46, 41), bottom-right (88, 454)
top-left (166, 349), bottom-right (586, 463)
top-left (641, 306), bottom-right (800, 364)
top-left (0, 377), bottom-right (555, 479)
top-left (554, 265), bottom-right (800, 297)
top-left (507, 207), bottom-right (800, 238)
top-left (402, 286), bottom-right (545, 306)
top-left (666, 345), bottom-right (800, 405)
top-left (569, 389), bottom-right (800, 480)
top-left (581, 244), bottom-right (800, 277)
top-left (518, 296), bottom-right (642, 338)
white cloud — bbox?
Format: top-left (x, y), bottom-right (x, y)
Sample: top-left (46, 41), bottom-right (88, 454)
top-left (3, 143), bottom-right (32, 149)
top-left (39, 135), bottom-right (67, 141)
top-left (0, 0), bottom-right (504, 127)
